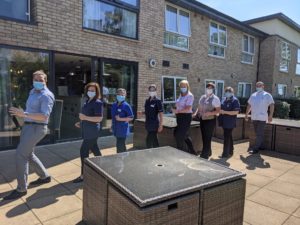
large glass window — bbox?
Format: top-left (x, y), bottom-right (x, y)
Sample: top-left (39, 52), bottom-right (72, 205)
top-left (164, 5), bottom-right (190, 50)
top-left (0, 0), bottom-right (30, 21)
top-left (162, 76), bottom-right (186, 113)
top-left (294, 86), bottom-right (300, 98)
top-left (237, 82), bottom-right (252, 98)
top-left (280, 42), bottom-right (291, 72)
top-left (0, 47), bottom-right (49, 150)
top-left (101, 62), bottom-right (137, 130)
top-left (209, 22), bottom-right (227, 58)
top-left (83, 0), bottom-right (138, 39)
top-left (205, 79), bottom-right (224, 99)
top-left (296, 49), bottom-right (300, 75)
top-left (242, 35), bottom-right (255, 64)
top-left (277, 84), bottom-right (287, 97)
top-left (118, 0), bottom-right (138, 6)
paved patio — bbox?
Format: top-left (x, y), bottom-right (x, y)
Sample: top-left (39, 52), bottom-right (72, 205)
top-left (0, 135), bottom-right (300, 225)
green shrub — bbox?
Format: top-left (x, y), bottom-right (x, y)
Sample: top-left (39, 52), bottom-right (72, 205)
top-left (274, 100), bottom-right (290, 119)
top-left (275, 98), bottom-right (300, 119)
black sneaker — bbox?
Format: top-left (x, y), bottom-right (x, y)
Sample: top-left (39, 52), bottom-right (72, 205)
top-left (29, 176), bottom-right (51, 186)
top-left (3, 190), bottom-right (27, 200)
top-left (73, 176), bottom-right (83, 183)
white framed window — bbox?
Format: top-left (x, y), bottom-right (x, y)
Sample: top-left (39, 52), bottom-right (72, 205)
top-left (164, 4), bottom-right (191, 50)
top-left (205, 79), bottom-right (224, 99)
top-left (242, 34), bottom-right (255, 64)
top-left (0, 0), bottom-right (30, 21)
top-left (296, 48), bottom-right (300, 75)
top-left (279, 42), bottom-right (291, 72)
top-left (208, 21), bottom-right (227, 58)
top-left (294, 86), bottom-right (300, 98)
top-left (162, 76), bottom-right (186, 113)
top-left (237, 82), bottom-right (252, 98)
top-left (277, 84), bottom-right (287, 97)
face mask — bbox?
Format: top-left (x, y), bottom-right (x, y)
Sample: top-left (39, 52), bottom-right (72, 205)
top-left (87, 91), bottom-right (96, 98)
top-left (149, 91), bottom-right (157, 97)
top-left (224, 92), bottom-right (233, 98)
top-left (256, 87), bottom-right (263, 92)
top-left (117, 95), bottom-right (125, 102)
top-left (33, 81), bottom-right (45, 90)
top-left (206, 88), bottom-right (213, 95)
top-left (180, 87), bottom-right (187, 93)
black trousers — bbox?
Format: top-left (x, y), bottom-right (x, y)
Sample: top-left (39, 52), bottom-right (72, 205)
top-left (80, 138), bottom-right (101, 175)
top-left (116, 137), bottom-right (127, 153)
top-left (200, 118), bottom-right (216, 159)
top-left (223, 128), bottom-right (234, 156)
top-left (175, 113), bottom-right (196, 155)
top-left (146, 131), bottom-right (159, 148)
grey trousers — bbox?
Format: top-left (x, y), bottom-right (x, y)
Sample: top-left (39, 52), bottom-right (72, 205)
top-left (252, 120), bottom-right (266, 151)
top-left (16, 124), bottom-right (49, 192)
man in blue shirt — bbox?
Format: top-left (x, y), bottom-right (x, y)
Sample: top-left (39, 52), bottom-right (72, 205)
top-left (111, 88), bottom-right (134, 153)
top-left (4, 70), bottom-right (55, 200)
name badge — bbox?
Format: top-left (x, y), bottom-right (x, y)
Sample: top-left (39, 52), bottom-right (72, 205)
top-left (150, 104), bottom-right (155, 108)
top-left (117, 109), bottom-right (122, 112)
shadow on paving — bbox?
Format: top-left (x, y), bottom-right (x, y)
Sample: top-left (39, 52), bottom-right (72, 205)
top-left (240, 153), bottom-right (271, 170)
top-left (0, 135), bottom-right (133, 191)
top-left (2, 180), bottom-right (82, 218)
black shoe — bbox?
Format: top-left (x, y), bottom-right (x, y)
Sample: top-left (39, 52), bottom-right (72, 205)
top-left (73, 176), bottom-right (83, 183)
top-left (249, 149), bottom-right (259, 154)
top-left (29, 176), bottom-right (51, 186)
top-left (3, 190), bottom-right (27, 200)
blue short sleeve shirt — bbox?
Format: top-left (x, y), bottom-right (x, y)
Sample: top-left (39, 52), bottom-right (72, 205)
top-left (218, 96), bottom-right (240, 129)
top-left (81, 99), bottom-right (103, 139)
top-left (111, 101), bottom-right (134, 138)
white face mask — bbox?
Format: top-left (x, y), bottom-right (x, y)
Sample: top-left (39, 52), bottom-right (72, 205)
top-left (206, 89), bottom-right (213, 95)
top-left (149, 91), bottom-right (157, 97)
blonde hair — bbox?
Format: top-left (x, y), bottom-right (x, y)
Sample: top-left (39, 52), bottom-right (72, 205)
top-left (33, 70), bottom-right (47, 82)
top-left (179, 80), bottom-right (190, 92)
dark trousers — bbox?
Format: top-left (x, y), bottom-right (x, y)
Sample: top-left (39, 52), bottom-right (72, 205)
top-left (223, 128), bottom-right (234, 156)
top-left (116, 137), bottom-right (127, 153)
top-left (175, 113), bottom-right (196, 155)
top-left (200, 118), bottom-right (216, 159)
top-left (146, 131), bottom-right (159, 148)
top-left (80, 138), bottom-right (101, 175)
top-left (253, 120), bottom-right (266, 151)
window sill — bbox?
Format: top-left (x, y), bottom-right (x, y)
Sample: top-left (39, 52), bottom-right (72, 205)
top-left (279, 70), bottom-right (289, 74)
top-left (241, 61), bottom-right (254, 65)
top-left (82, 28), bottom-right (139, 42)
top-left (0, 16), bottom-right (37, 26)
top-left (163, 44), bottom-right (190, 52)
top-left (208, 54), bottom-right (225, 59)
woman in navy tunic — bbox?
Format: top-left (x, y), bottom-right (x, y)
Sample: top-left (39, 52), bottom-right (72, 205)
top-left (73, 82), bottom-right (103, 183)
top-left (218, 87), bottom-right (240, 158)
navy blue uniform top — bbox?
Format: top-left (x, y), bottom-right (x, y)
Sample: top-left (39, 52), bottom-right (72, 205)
top-left (111, 101), bottom-right (134, 138)
top-left (218, 96), bottom-right (240, 129)
top-left (81, 98), bottom-right (103, 139)
top-left (144, 97), bottom-right (163, 132)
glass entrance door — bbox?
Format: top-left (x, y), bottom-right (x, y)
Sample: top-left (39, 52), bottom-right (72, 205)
top-left (101, 61), bottom-right (137, 131)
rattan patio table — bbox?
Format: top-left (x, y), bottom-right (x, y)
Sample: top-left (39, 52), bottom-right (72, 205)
top-left (82, 147), bottom-right (246, 225)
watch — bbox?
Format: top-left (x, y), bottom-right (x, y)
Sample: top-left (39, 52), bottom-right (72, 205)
top-left (24, 112), bottom-right (29, 118)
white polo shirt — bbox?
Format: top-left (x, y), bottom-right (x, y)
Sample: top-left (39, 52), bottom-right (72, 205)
top-left (248, 91), bottom-right (274, 121)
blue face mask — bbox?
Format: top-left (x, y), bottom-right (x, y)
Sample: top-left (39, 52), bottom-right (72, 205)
top-left (224, 92), bottom-right (233, 98)
top-left (33, 81), bottom-right (45, 90)
top-left (87, 91), bottom-right (96, 98)
top-left (180, 87), bottom-right (187, 93)
top-left (256, 87), bottom-right (263, 92)
top-left (117, 95), bottom-right (125, 102)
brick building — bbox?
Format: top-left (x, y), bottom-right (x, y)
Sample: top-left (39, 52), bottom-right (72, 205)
top-left (0, 0), bottom-right (297, 150)
top-left (245, 13), bottom-right (300, 98)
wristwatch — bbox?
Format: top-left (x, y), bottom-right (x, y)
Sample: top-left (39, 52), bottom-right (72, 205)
top-left (24, 112), bottom-right (29, 118)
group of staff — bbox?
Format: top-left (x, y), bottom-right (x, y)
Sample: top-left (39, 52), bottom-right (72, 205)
top-left (2, 70), bottom-right (274, 201)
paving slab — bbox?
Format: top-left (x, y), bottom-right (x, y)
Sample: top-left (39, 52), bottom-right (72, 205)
top-left (283, 216), bottom-right (300, 225)
top-left (43, 209), bottom-right (84, 225)
top-left (265, 180), bottom-right (300, 199)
